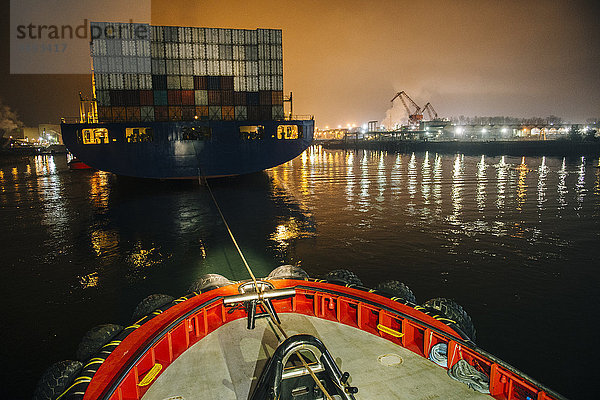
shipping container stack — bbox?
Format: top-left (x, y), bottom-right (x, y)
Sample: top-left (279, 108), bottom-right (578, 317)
top-left (91, 22), bottom-right (285, 124)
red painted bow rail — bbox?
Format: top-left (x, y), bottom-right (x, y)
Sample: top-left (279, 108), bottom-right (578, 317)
top-left (83, 280), bottom-right (564, 400)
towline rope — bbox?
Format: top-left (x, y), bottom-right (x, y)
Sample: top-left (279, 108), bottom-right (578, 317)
top-left (204, 178), bottom-right (335, 400)
top-left (204, 178), bottom-right (261, 291)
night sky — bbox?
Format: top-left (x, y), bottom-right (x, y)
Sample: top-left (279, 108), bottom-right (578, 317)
top-left (1, 0), bottom-right (599, 127)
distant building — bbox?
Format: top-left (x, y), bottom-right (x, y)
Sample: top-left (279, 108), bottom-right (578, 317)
top-left (18, 124), bottom-right (62, 144)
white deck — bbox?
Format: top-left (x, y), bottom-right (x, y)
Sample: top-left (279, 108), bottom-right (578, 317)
top-left (142, 313), bottom-right (491, 400)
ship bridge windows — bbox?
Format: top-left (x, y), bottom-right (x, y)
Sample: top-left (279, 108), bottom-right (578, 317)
top-left (180, 126), bottom-right (212, 141)
top-left (125, 127), bottom-right (153, 143)
top-left (277, 125), bottom-right (302, 140)
top-left (79, 128), bottom-right (109, 144)
top-left (240, 125), bottom-right (264, 140)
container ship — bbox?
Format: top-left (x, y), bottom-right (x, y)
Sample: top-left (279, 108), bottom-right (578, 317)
top-left (60, 22), bottom-right (314, 179)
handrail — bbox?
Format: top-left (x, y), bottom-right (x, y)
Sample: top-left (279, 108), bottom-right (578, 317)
top-left (285, 114), bottom-right (314, 121)
top-left (81, 280), bottom-right (564, 400)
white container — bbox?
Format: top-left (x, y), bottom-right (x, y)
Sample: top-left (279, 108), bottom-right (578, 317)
top-left (92, 39), bottom-right (107, 56)
top-left (123, 74), bottom-right (136, 89)
top-left (220, 45), bottom-right (233, 60)
top-left (192, 43), bottom-right (205, 59)
top-left (167, 75), bottom-right (181, 89)
top-left (206, 44), bottom-right (218, 60)
top-left (181, 59), bottom-right (194, 75)
top-left (94, 73), bottom-right (107, 89)
top-left (180, 75), bottom-right (194, 89)
top-left (166, 59), bottom-right (180, 75)
top-left (195, 90), bottom-right (208, 105)
top-left (106, 39), bottom-right (122, 56)
top-left (151, 42), bottom-right (163, 58)
top-left (151, 26), bottom-right (163, 41)
top-left (275, 75), bottom-right (283, 91)
top-left (235, 106), bottom-right (247, 120)
top-left (181, 43), bottom-right (192, 58)
top-left (164, 26), bottom-right (178, 42)
top-left (96, 90), bottom-right (110, 106)
top-left (109, 73), bottom-right (124, 89)
top-left (206, 28), bottom-right (218, 44)
top-left (138, 40), bottom-right (151, 57)
top-left (141, 57), bottom-right (152, 74)
top-left (151, 59), bottom-right (166, 75)
top-left (178, 27), bottom-right (190, 43)
top-left (192, 27), bottom-right (203, 43)
top-left (139, 74), bottom-right (152, 89)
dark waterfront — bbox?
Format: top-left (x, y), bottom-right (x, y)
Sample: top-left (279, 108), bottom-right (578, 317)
top-left (1, 148), bottom-right (600, 399)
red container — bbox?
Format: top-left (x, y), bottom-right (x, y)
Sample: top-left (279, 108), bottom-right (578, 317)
top-left (259, 105), bottom-right (272, 120)
top-left (247, 105), bottom-right (260, 120)
top-left (222, 106), bottom-right (235, 121)
top-left (221, 90), bottom-right (234, 106)
top-left (234, 91), bottom-right (247, 106)
top-left (182, 106), bottom-right (196, 120)
top-left (194, 76), bottom-right (207, 90)
top-left (154, 106), bottom-right (169, 121)
top-left (97, 106), bottom-right (113, 122)
top-left (271, 90), bottom-right (284, 106)
top-left (110, 90), bottom-right (126, 106)
top-left (126, 107), bottom-right (141, 122)
top-left (259, 90), bottom-right (272, 105)
top-left (124, 90), bottom-right (140, 106)
top-left (208, 90), bottom-right (221, 105)
top-left (167, 90), bottom-right (182, 105)
top-left (112, 106), bottom-right (127, 122)
top-left (181, 90), bottom-right (195, 105)
top-left (139, 90), bottom-right (154, 106)
top-left (168, 106), bottom-right (183, 121)
top-left (195, 105), bottom-right (209, 120)
top-left (220, 76), bottom-right (234, 91)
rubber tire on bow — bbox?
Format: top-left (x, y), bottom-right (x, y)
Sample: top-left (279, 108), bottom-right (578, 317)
top-left (131, 294), bottom-right (175, 322)
top-left (423, 297), bottom-right (476, 342)
top-left (267, 265), bottom-right (309, 280)
top-left (188, 274), bottom-right (233, 293)
top-left (376, 280), bottom-right (417, 303)
top-left (325, 269), bottom-right (363, 286)
top-left (33, 360), bottom-right (83, 400)
top-left (76, 323), bottom-right (124, 361)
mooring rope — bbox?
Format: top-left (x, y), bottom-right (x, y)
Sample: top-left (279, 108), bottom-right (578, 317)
top-left (204, 177), bottom-right (334, 400)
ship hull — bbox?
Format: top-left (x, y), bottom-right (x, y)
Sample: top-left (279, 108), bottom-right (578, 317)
top-left (61, 120), bottom-right (314, 179)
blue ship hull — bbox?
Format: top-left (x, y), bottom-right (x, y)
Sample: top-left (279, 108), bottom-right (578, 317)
top-left (61, 120), bottom-right (313, 179)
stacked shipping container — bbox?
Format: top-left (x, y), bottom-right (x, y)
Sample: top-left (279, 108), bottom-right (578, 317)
top-left (92, 23), bottom-right (285, 123)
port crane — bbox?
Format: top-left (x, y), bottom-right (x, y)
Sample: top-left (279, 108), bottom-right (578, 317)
top-left (422, 102), bottom-right (438, 120)
top-left (390, 91), bottom-right (423, 126)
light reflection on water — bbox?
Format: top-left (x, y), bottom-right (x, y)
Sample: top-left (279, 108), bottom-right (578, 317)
top-left (2, 149), bottom-right (600, 399)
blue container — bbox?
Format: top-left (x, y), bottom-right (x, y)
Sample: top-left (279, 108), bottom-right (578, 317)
top-left (207, 76), bottom-right (221, 90)
top-left (154, 90), bottom-right (168, 106)
top-left (152, 75), bottom-right (167, 90)
top-left (247, 92), bottom-right (260, 105)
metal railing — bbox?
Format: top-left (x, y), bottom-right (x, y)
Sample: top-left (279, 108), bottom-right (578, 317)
top-left (285, 114), bottom-right (314, 121)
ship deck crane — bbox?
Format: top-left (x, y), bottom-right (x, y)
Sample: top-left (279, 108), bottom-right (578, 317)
top-left (390, 91), bottom-right (423, 126)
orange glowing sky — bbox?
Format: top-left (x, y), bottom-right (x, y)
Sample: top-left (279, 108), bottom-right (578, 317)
top-left (1, 0), bottom-right (599, 126)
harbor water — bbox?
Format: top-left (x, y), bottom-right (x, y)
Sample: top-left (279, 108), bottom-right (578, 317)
top-left (1, 147), bottom-right (599, 399)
